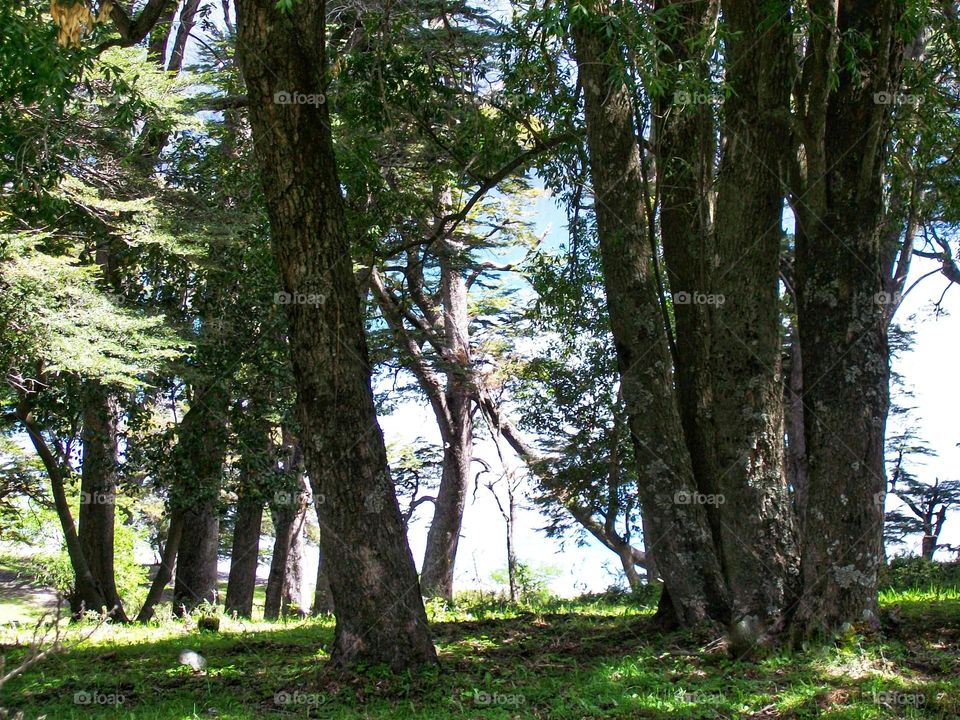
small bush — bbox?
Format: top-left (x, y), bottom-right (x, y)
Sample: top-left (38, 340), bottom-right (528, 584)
top-left (880, 556), bottom-right (960, 591)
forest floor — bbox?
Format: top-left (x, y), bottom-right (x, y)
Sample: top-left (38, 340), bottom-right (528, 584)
top-left (1, 589), bottom-right (958, 719)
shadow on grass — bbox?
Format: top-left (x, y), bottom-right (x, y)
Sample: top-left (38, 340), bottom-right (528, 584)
top-left (3, 603), bottom-right (959, 719)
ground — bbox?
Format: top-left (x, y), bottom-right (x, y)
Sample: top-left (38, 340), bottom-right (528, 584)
top-left (1, 588), bottom-right (958, 719)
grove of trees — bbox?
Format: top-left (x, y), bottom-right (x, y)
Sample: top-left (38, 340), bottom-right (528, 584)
top-left (2, 0), bottom-right (958, 671)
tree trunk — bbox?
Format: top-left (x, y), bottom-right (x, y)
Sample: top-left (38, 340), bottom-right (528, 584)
top-left (708, 0), bottom-right (800, 628)
top-left (792, 0), bottom-right (904, 634)
top-left (224, 492), bottom-right (263, 618)
top-left (569, 0), bottom-right (730, 626)
top-left (235, 0), bottom-right (436, 668)
top-left (264, 474), bottom-right (308, 620)
top-left (312, 545), bottom-right (334, 614)
top-left (136, 509), bottom-right (183, 622)
top-left (421, 229), bottom-right (473, 600)
top-left (17, 402), bottom-right (109, 620)
top-left (77, 380), bottom-right (129, 621)
top-left (785, 328), bottom-right (808, 529)
top-left (172, 385), bottom-right (228, 615)
top-left (652, 0), bottom-right (720, 525)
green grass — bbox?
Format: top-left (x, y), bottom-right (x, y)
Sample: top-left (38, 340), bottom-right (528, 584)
top-left (1, 590), bottom-right (958, 719)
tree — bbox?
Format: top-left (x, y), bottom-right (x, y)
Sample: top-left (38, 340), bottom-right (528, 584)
top-left (234, 0), bottom-right (436, 667)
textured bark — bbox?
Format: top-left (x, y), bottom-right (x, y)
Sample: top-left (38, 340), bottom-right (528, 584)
top-left (235, 0), bottom-right (435, 667)
top-left (77, 380), bottom-right (128, 620)
top-left (570, 1), bottom-right (730, 626)
top-left (224, 491), bottom-right (263, 618)
top-left (792, 0), bottom-right (904, 634)
top-left (652, 0), bottom-right (720, 518)
top-left (420, 226), bottom-right (473, 600)
top-left (709, 0), bottom-right (799, 627)
top-left (785, 329), bottom-right (808, 528)
top-left (172, 385), bottom-right (229, 615)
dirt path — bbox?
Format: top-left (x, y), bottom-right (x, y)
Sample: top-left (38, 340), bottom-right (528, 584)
top-left (0, 567), bottom-right (60, 624)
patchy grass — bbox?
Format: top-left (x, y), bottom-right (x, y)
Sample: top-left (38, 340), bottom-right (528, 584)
top-left (1, 590), bottom-right (958, 719)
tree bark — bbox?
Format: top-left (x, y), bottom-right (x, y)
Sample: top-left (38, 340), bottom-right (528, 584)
top-left (224, 491), bottom-right (263, 618)
top-left (792, 0), bottom-right (904, 634)
top-left (77, 380), bottom-right (129, 620)
top-left (264, 471), bottom-right (309, 620)
top-left (569, 0), bottom-right (730, 626)
top-left (420, 223), bottom-right (474, 600)
top-left (652, 0), bottom-right (720, 522)
top-left (172, 385), bottom-right (228, 615)
top-left (235, 0), bottom-right (435, 667)
top-left (312, 545), bottom-right (334, 614)
top-left (708, 0), bottom-right (800, 628)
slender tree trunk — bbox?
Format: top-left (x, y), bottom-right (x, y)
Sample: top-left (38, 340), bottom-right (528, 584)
top-left (785, 328), bottom-right (808, 529)
top-left (312, 547), bottom-right (334, 614)
top-left (569, 0), bottom-right (730, 626)
top-left (136, 509), bottom-right (183, 622)
top-left (224, 492), bottom-right (263, 618)
top-left (652, 0), bottom-right (720, 521)
top-left (77, 380), bottom-right (129, 621)
top-left (235, 0), bottom-right (436, 667)
top-left (17, 402), bottom-right (109, 619)
top-left (166, 0), bottom-right (200, 72)
top-left (172, 385), bottom-right (228, 615)
top-left (282, 507), bottom-right (306, 615)
top-left (421, 229), bottom-right (473, 600)
top-left (792, 0), bottom-right (904, 634)
top-left (264, 473), bottom-right (308, 620)
top-left (708, 0), bottom-right (799, 629)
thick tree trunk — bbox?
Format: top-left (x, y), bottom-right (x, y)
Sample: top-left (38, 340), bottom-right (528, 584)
top-left (421, 234), bottom-right (473, 600)
top-left (172, 386), bottom-right (228, 615)
top-left (792, 0), bottom-right (903, 634)
top-left (708, 0), bottom-right (799, 628)
top-left (236, 0), bottom-right (436, 668)
top-left (77, 380), bottom-right (128, 621)
top-left (224, 492), bottom-right (263, 618)
top-left (570, 0), bottom-right (730, 626)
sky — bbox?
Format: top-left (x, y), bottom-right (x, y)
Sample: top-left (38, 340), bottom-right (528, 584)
top-left (370, 193), bottom-right (960, 599)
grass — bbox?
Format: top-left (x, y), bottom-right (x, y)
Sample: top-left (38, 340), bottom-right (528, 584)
top-left (1, 589), bottom-right (958, 719)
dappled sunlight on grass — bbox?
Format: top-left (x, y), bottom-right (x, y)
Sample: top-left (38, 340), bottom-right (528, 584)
top-left (2, 594), bottom-right (958, 718)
